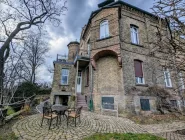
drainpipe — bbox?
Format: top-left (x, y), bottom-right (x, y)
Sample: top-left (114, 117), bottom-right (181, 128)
top-left (75, 60), bottom-right (79, 107)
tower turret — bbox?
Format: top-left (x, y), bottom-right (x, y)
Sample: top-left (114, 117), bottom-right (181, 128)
top-left (67, 41), bottom-right (80, 62)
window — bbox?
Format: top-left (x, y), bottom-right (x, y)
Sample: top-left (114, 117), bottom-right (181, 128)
top-left (100, 20), bottom-right (109, 39)
top-left (164, 68), bottom-right (172, 87)
top-left (170, 100), bottom-right (177, 107)
top-left (179, 72), bottom-right (185, 90)
top-left (140, 99), bottom-right (150, 111)
top-left (61, 69), bottom-right (69, 85)
top-left (86, 67), bottom-right (89, 86)
top-left (102, 97), bottom-right (114, 110)
top-left (130, 25), bottom-right (139, 44)
top-left (87, 40), bottom-right (90, 55)
top-left (134, 60), bottom-right (144, 84)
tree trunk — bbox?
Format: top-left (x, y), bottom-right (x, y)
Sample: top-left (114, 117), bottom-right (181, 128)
top-left (0, 52), bottom-right (4, 104)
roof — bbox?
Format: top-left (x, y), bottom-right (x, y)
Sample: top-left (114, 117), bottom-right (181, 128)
top-left (82, 0), bottom-right (157, 39)
top-left (98, 0), bottom-right (115, 8)
top-left (67, 41), bottom-right (80, 47)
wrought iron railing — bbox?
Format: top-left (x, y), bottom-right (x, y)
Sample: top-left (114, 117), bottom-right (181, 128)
top-left (56, 54), bottom-right (68, 62)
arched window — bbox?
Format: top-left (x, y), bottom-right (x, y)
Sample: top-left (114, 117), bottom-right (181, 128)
top-left (87, 40), bottom-right (90, 55)
top-left (130, 25), bottom-right (139, 44)
top-left (134, 60), bottom-right (144, 84)
top-left (100, 20), bottom-right (109, 39)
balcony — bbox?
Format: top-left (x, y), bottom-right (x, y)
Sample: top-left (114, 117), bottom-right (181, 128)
top-left (54, 54), bottom-right (74, 65)
top-left (74, 50), bottom-right (90, 68)
top-left (56, 54), bottom-right (68, 62)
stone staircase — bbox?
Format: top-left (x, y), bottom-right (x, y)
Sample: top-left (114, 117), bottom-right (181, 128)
top-left (76, 94), bottom-right (88, 110)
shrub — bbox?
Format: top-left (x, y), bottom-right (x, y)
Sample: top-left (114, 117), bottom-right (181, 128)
top-left (83, 133), bottom-right (166, 140)
top-left (7, 106), bottom-right (16, 116)
top-left (15, 82), bottom-right (39, 98)
top-left (0, 133), bottom-right (18, 140)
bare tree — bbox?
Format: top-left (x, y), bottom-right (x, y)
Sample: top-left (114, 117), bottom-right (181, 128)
top-left (152, 0), bottom-right (185, 93)
top-left (147, 0), bottom-right (185, 113)
top-left (22, 31), bottom-right (49, 84)
top-left (0, 0), bottom-right (67, 103)
top-left (1, 44), bottom-right (28, 104)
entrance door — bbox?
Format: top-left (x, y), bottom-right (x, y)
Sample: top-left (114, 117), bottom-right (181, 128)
top-left (77, 71), bottom-right (82, 93)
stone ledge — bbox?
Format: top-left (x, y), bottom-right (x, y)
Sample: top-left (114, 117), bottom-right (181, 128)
top-left (96, 36), bottom-right (113, 42)
top-left (131, 43), bottom-right (144, 47)
top-left (135, 84), bottom-right (149, 87)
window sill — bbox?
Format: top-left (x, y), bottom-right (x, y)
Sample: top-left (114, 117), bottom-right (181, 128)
top-left (97, 36), bottom-right (112, 42)
top-left (131, 43), bottom-right (144, 47)
top-left (136, 84), bottom-right (148, 87)
top-left (165, 86), bottom-right (173, 89)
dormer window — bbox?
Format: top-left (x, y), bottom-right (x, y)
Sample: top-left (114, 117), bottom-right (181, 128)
top-left (100, 20), bottom-right (109, 39)
top-left (130, 25), bottom-right (139, 45)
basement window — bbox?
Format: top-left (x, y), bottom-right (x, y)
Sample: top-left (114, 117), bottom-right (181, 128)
top-left (170, 100), bottom-right (177, 107)
top-left (140, 99), bottom-right (150, 111)
top-left (102, 97), bottom-right (114, 110)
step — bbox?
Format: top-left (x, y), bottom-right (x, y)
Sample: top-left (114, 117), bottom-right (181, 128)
top-left (77, 101), bottom-right (87, 103)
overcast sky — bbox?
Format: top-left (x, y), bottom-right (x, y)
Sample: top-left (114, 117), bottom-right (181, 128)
top-left (39, 0), bottom-right (154, 84)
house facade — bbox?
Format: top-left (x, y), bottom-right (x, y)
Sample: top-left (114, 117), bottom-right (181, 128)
top-left (51, 0), bottom-right (184, 114)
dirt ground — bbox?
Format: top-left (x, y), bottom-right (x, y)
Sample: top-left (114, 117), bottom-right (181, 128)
top-left (128, 113), bottom-right (185, 124)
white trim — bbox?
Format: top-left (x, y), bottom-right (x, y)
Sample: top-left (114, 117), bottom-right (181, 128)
top-left (61, 68), bottom-right (69, 85)
top-left (100, 20), bottom-right (109, 39)
top-left (77, 71), bottom-right (82, 93)
top-left (130, 25), bottom-right (139, 44)
top-left (163, 68), bottom-right (172, 87)
top-left (136, 77), bottom-right (145, 84)
top-left (179, 72), bottom-right (185, 89)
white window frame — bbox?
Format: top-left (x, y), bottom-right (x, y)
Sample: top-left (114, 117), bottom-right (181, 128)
top-left (61, 69), bottom-right (69, 85)
top-left (179, 72), bottom-right (185, 89)
top-left (164, 68), bottom-right (172, 87)
top-left (130, 25), bottom-right (139, 44)
top-left (135, 77), bottom-right (145, 84)
top-left (87, 40), bottom-right (90, 55)
top-left (100, 20), bottom-right (109, 39)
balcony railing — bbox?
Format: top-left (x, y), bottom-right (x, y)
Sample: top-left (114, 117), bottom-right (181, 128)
top-left (56, 54), bottom-right (68, 62)
top-left (78, 49), bottom-right (90, 58)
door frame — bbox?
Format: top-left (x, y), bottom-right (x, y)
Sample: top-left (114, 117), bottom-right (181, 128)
top-left (77, 70), bottom-right (82, 93)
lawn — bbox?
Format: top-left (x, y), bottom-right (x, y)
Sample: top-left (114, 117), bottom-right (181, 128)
top-left (83, 133), bottom-right (166, 140)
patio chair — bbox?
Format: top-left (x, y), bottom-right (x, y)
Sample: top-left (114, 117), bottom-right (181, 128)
top-left (67, 106), bottom-right (83, 127)
top-left (40, 106), bottom-right (58, 130)
top-left (0, 108), bottom-right (7, 126)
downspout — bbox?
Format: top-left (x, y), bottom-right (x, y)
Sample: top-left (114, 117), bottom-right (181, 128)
top-left (75, 60), bottom-right (79, 107)
top-left (89, 63), bottom-right (94, 111)
top-left (89, 42), bottom-right (94, 112)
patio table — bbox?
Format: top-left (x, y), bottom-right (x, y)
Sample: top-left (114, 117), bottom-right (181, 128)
top-left (52, 105), bottom-right (68, 123)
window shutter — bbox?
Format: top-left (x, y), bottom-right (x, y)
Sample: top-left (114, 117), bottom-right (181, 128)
top-left (134, 60), bottom-right (143, 77)
top-left (100, 23), bottom-right (104, 39)
top-left (131, 28), bottom-right (134, 43)
top-left (105, 22), bottom-right (109, 37)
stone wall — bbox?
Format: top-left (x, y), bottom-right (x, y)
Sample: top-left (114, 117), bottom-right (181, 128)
top-left (51, 63), bottom-right (76, 103)
top-left (119, 6), bottom-right (180, 113)
top-left (93, 56), bottom-right (124, 112)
